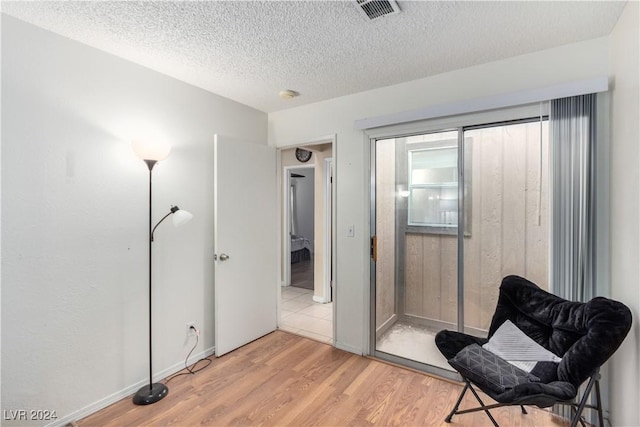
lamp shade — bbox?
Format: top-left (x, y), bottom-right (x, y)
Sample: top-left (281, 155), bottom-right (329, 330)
top-left (172, 209), bottom-right (193, 227)
top-left (132, 139), bottom-right (171, 161)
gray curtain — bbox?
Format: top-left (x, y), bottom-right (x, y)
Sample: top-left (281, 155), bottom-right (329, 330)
top-left (550, 93), bottom-right (598, 422)
top-left (551, 93), bottom-right (597, 302)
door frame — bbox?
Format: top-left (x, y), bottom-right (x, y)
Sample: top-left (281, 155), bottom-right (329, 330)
top-left (277, 136), bottom-right (337, 344)
top-left (282, 163), bottom-right (315, 288)
top-left (321, 157), bottom-right (334, 304)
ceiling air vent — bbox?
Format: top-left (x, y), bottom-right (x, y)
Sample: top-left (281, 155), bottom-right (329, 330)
top-left (355, 0), bottom-right (401, 20)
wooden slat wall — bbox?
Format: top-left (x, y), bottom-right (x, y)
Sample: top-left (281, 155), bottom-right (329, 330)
top-left (404, 234), bottom-right (458, 325)
top-left (524, 122), bottom-right (550, 288)
top-left (404, 122), bottom-right (549, 332)
top-left (375, 139), bottom-right (396, 329)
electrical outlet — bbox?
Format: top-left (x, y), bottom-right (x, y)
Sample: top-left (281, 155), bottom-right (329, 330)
top-left (186, 322), bottom-right (196, 337)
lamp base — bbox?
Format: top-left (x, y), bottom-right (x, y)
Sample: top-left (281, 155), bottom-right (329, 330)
top-left (133, 383), bottom-right (168, 405)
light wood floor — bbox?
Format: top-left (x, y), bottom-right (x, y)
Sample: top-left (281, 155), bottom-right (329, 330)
top-left (79, 331), bottom-right (568, 427)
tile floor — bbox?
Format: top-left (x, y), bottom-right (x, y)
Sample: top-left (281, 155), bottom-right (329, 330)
top-left (280, 286), bottom-right (333, 343)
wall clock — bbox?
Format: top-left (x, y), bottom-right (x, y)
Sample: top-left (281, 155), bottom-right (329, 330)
top-left (295, 148), bottom-right (312, 163)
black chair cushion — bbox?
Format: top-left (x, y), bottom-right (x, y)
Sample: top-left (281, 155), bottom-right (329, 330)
top-left (435, 275), bottom-right (632, 407)
top-left (493, 380), bottom-right (577, 407)
top-left (448, 344), bottom-right (540, 394)
top-left (435, 330), bottom-right (488, 360)
top-left (488, 275), bottom-right (633, 388)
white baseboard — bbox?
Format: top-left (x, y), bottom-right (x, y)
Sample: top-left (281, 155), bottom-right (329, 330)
top-left (312, 295), bottom-right (329, 304)
top-left (47, 346), bottom-right (216, 427)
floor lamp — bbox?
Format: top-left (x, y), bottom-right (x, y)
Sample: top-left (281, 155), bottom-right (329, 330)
top-left (131, 139), bottom-right (193, 405)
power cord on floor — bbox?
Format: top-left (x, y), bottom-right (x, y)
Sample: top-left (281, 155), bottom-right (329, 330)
top-left (164, 326), bottom-right (212, 384)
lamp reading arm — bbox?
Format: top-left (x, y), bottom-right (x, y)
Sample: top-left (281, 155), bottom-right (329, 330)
top-left (150, 206), bottom-right (181, 242)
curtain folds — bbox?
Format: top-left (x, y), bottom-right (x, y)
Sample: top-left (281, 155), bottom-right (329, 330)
top-left (550, 93), bottom-right (598, 422)
top-left (550, 93), bottom-right (597, 303)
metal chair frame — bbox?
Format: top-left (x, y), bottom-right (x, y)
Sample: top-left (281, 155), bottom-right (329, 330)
top-left (444, 368), bottom-right (604, 427)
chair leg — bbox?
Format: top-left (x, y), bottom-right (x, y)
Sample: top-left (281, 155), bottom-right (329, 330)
top-left (520, 405), bottom-right (528, 415)
top-left (467, 382), bottom-right (499, 427)
top-left (569, 374), bottom-right (599, 427)
top-left (595, 379), bottom-right (604, 427)
top-left (445, 382), bottom-right (469, 423)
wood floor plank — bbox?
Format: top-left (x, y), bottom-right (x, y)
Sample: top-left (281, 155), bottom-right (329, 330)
top-left (79, 331), bottom-right (570, 427)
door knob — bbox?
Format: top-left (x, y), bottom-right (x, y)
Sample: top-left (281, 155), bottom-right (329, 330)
top-left (219, 253), bottom-right (230, 261)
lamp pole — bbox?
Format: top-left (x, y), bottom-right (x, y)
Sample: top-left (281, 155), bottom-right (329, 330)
top-left (133, 159), bottom-right (169, 405)
top-left (148, 161), bottom-right (153, 396)
top-left (130, 139), bottom-right (191, 405)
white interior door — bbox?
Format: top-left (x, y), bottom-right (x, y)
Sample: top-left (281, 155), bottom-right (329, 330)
top-left (214, 135), bottom-right (277, 356)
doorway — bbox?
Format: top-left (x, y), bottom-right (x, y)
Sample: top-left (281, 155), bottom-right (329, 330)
top-left (289, 166), bottom-right (315, 291)
top-left (279, 144), bottom-right (334, 344)
top-left (370, 117), bottom-right (550, 376)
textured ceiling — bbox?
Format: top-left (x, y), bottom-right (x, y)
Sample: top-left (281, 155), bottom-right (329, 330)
top-left (1, 1), bottom-right (627, 113)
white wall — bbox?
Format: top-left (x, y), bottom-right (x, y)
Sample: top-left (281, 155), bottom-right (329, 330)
top-left (609, 2), bottom-right (640, 426)
top-left (1, 15), bottom-right (267, 425)
top-left (269, 36), bottom-right (610, 355)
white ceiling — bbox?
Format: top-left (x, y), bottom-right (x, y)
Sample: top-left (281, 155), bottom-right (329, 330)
top-left (1, 1), bottom-right (627, 113)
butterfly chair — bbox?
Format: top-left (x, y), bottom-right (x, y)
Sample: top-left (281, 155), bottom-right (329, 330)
top-left (435, 275), bottom-right (632, 427)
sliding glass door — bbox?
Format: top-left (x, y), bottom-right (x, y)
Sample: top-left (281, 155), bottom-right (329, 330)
top-left (373, 131), bottom-right (460, 373)
top-left (371, 116), bottom-right (549, 375)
